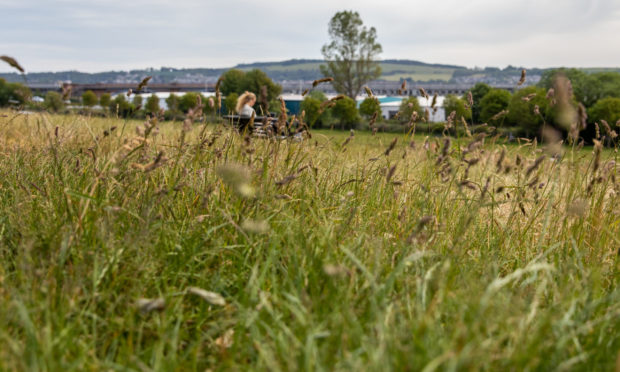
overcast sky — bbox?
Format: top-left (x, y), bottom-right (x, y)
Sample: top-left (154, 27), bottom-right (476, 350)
top-left (1, 0), bottom-right (619, 73)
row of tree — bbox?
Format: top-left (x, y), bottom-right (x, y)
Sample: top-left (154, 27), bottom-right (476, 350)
top-left (456, 69), bottom-right (620, 138)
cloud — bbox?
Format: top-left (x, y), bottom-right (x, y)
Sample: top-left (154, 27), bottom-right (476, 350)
top-left (1, 0), bottom-right (619, 72)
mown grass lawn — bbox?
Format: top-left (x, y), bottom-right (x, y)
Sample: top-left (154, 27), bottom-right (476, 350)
top-left (0, 111), bottom-right (618, 371)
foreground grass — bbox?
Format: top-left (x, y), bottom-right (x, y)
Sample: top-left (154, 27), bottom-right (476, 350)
top-left (0, 112), bottom-right (618, 371)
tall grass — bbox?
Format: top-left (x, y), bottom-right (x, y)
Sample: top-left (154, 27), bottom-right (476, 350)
top-left (0, 110), bottom-right (618, 371)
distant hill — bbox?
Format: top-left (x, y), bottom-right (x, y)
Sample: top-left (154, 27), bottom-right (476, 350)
top-left (2, 59), bottom-right (620, 86)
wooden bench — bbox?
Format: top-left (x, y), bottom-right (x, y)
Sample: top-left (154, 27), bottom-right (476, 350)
top-left (222, 115), bottom-right (307, 142)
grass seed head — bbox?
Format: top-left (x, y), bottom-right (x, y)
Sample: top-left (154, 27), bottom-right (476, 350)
top-left (137, 76), bottom-right (152, 91)
top-left (553, 74), bottom-right (578, 130)
top-left (384, 138), bottom-right (398, 156)
top-left (216, 163), bottom-right (255, 197)
top-left (518, 69), bottom-right (526, 86)
top-left (419, 88), bottom-right (429, 99)
top-left (312, 77), bottom-right (334, 87)
top-left (137, 298), bottom-right (165, 313)
top-left (0, 55), bottom-right (25, 73)
top-left (187, 287), bottom-right (227, 305)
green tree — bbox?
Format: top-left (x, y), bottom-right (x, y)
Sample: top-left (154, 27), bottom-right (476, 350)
top-left (166, 94), bottom-right (180, 115)
top-left (300, 91), bottom-right (331, 127)
top-left (145, 94), bottom-right (160, 115)
top-left (179, 92), bottom-right (204, 113)
top-left (582, 72), bottom-right (620, 108)
top-left (399, 97), bottom-right (423, 122)
top-left (99, 93), bottom-right (111, 109)
top-left (443, 94), bottom-right (471, 121)
top-left (359, 97), bottom-right (381, 119)
top-left (240, 69), bottom-right (282, 104)
top-left (219, 69), bottom-right (245, 96)
top-left (466, 83), bottom-right (491, 123)
top-left (218, 69), bottom-right (282, 113)
top-left (81, 90), bottom-right (98, 108)
top-left (331, 96), bottom-right (360, 129)
top-left (479, 89), bottom-right (511, 124)
top-left (300, 97), bottom-right (322, 127)
top-left (506, 87), bottom-right (548, 133)
top-left (588, 97), bottom-right (620, 127)
top-left (224, 93), bottom-right (239, 114)
top-left (43, 91), bottom-right (65, 113)
top-left (0, 78), bottom-right (31, 107)
top-left (538, 69), bottom-right (620, 108)
top-left (109, 95), bottom-right (133, 117)
top-left (132, 94), bottom-right (143, 108)
top-left (320, 10), bottom-right (382, 99)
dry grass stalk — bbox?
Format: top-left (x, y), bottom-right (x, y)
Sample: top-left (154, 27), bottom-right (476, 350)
top-left (215, 329), bottom-right (234, 349)
top-left (526, 156), bottom-right (545, 177)
top-left (466, 91), bottom-right (473, 108)
top-left (137, 76), bottom-right (152, 91)
top-left (419, 88), bottom-right (429, 99)
top-left (577, 103), bottom-right (587, 130)
top-left (386, 165), bottom-right (397, 182)
top-left (517, 69), bottom-right (527, 86)
top-left (553, 75), bottom-right (577, 130)
top-left (496, 148), bottom-right (506, 172)
top-left (312, 77), bottom-right (334, 87)
top-left (521, 93), bottom-right (537, 102)
top-left (341, 129), bottom-right (355, 149)
top-left (384, 138), bottom-right (397, 156)
top-left (491, 110), bottom-right (509, 121)
top-left (601, 120), bottom-right (618, 139)
top-left (369, 111), bottom-right (378, 129)
top-left (461, 117), bottom-right (472, 137)
top-left (187, 287), bottom-right (226, 305)
top-left (0, 55), bottom-right (25, 73)
top-left (592, 140), bottom-right (602, 174)
top-left (364, 86), bottom-right (374, 97)
top-left (137, 298), bottom-right (165, 313)
top-left (62, 84), bottom-right (72, 100)
top-left (215, 77), bottom-right (223, 111)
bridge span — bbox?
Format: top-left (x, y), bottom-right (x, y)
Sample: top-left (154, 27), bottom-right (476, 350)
top-left (27, 81), bottom-right (516, 98)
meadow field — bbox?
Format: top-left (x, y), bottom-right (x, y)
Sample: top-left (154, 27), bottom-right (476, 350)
top-left (0, 111), bottom-right (618, 371)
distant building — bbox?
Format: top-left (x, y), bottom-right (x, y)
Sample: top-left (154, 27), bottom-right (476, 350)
top-left (361, 96), bottom-right (446, 122)
top-left (277, 94), bottom-right (446, 122)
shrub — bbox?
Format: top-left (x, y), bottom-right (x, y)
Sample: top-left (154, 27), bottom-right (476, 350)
top-left (479, 89), bottom-right (511, 124)
top-left (145, 94), bottom-right (160, 115)
top-left (588, 97), bottom-right (620, 128)
top-left (109, 95), bottom-right (133, 117)
top-left (219, 69), bottom-right (282, 108)
top-left (399, 97), bottom-right (423, 122)
top-left (0, 78), bottom-right (31, 107)
top-left (132, 94), bottom-right (143, 108)
top-left (359, 97), bottom-right (381, 119)
top-left (82, 90), bottom-right (98, 108)
top-left (43, 91), bottom-right (65, 113)
top-left (506, 87), bottom-right (548, 134)
top-left (300, 91), bottom-right (332, 127)
top-left (224, 93), bottom-right (239, 114)
top-left (99, 93), bottom-right (111, 109)
top-left (443, 94), bottom-right (471, 121)
top-left (332, 96), bottom-right (360, 129)
top-left (467, 83), bottom-right (491, 124)
top-left (166, 94), bottom-right (180, 116)
top-left (179, 92), bottom-right (204, 113)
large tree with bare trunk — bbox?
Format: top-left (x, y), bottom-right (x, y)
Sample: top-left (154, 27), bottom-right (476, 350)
top-left (320, 11), bottom-right (382, 99)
